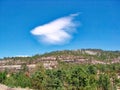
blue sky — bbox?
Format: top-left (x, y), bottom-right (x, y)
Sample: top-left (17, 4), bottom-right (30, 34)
top-left (0, 0), bottom-right (120, 58)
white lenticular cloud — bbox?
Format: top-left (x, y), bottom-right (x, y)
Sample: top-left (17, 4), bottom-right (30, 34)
top-left (31, 13), bottom-right (79, 45)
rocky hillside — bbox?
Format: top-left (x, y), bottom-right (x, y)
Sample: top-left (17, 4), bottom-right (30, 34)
top-left (0, 49), bottom-right (120, 90)
top-left (0, 49), bottom-right (120, 71)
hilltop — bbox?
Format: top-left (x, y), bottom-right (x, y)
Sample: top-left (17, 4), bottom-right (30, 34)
top-left (0, 49), bottom-right (120, 71)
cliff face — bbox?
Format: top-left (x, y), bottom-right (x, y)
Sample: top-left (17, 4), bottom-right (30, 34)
top-left (0, 49), bottom-right (120, 72)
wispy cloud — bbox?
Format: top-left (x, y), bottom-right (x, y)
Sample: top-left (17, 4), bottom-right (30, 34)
top-left (31, 13), bottom-right (79, 45)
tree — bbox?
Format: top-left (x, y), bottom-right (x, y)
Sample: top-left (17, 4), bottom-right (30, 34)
top-left (3, 72), bottom-right (32, 88)
top-left (0, 71), bottom-right (7, 83)
top-left (31, 71), bottom-right (46, 89)
top-left (87, 65), bottom-right (97, 75)
top-left (20, 63), bottom-right (28, 72)
top-left (98, 74), bottom-right (111, 90)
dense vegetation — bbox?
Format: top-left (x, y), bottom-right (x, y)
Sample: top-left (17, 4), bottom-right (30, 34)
top-left (0, 49), bottom-right (120, 90)
top-left (0, 62), bottom-right (120, 90)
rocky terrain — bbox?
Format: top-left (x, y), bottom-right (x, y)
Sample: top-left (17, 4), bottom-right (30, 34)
top-left (0, 49), bottom-right (120, 72)
top-left (0, 49), bottom-right (120, 90)
top-left (0, 84), bottom-right (32, 90)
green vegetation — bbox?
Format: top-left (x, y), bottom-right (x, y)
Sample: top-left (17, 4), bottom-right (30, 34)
top-left (0, 49), bottom-right (120, 89)
top-left (0, 63), bottom-right (120, 90)
top-left (2, 49), bottom-right (120, 63)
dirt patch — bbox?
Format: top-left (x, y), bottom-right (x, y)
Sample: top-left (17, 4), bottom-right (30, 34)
top-left (0, 84), bottom-right (32, 90)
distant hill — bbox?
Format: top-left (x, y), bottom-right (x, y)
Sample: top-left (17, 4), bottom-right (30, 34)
top-left (0, 49), bottom-right (120, 71)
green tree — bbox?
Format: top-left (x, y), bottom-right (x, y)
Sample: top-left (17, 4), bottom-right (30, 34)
top-left (0, 71), bottom-right (7, 83)
top-left (98, 74), bottom-right (111, 90)
top-left (31, 71), bottom-right (46, 89)
top-left (87, 65), bottom-right (97, 75)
